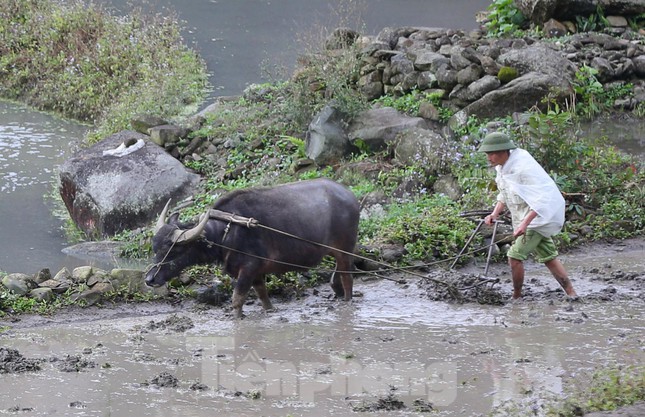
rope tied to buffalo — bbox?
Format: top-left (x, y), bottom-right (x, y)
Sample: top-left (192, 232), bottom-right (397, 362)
top-left (173, 209), bottom-right (511, 301)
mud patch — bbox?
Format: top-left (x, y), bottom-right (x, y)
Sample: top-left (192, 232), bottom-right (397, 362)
top-left (134, 314), bottom-right (194, 333)
top-left (0, 347), bottom-right (42, 373)
top-left (52, 354), bottom-right (97, 372)
top-left (0, 238), bottom-right (642, 417)
top-left (7, 406), bottom-right (34, 413)
top-left (419, 270), bottom-right (507, 305)
top-left (418, 238), bottom-right (645, 305)
top-left (350, 386), bottom-right (435, 412)
top-left (351, 387), bottom-right (405, 412)
top-left (142, 371), bottom-right (179, 388)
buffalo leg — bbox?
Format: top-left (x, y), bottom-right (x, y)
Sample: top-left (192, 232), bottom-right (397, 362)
top-left (330, 271), bottom-right (344, 297)
top-left (252, 276), bottom-right (274, 312)
top-left (331, 254), bottom-right (354, 301)
top-left (231, 272), bottom-right (254, 318)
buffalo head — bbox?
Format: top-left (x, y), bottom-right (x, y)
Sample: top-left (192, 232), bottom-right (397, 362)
top-left (144, 200), bottom-right (210, 287)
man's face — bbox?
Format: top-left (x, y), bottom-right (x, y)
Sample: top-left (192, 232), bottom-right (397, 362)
top-left (485, 150), bottom-right (510, 167)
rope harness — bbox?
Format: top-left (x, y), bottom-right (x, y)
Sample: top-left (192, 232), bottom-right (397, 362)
top-left (148, 208), bottom-right (511, 299)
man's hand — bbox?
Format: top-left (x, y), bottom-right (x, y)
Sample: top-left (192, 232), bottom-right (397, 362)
top-left (515, 210), bottom-right (537, 237)
top-left (486, 202), bottom-right (506, 226)
top-left (513, 223), bottom-right (528, 237)
top-left (484, 214), bottom-right (497, 226)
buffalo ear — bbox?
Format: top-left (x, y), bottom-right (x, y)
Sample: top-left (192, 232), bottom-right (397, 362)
top-left (168, 212), bottom-right (181, 225)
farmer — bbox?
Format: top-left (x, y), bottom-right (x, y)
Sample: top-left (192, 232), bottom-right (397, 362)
top-left (479, 132), bottom-right (578, 300)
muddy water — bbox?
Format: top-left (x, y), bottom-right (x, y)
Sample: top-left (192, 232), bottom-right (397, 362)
top-left (1, 241), bottom-right (643, 417)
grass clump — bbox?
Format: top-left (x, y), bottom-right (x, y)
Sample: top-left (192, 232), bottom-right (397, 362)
top-left (489, 364), bottom-right (645, 417)
top-left (0, 0), bottom-right (208, 141)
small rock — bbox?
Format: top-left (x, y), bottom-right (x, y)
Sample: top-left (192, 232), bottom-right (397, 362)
top-left (53, 267), bottom-right (72, 282)
top-left (1, 274), bottom-right (31, 296)
top-left (29, 288), bottom-right (55, 303)
top-left (55, 354), bottom-right (97, 372)
top-left (69, 401), bottom-right (86, 409)
top-left (34, 268), bottom-right (52, 284)
top-left (39, 278), bottom-right (71, 294)
top-left (72, 266), bottom-right (94, 284)
top-left (196, 284), bottom-right (230, 307)
top-left (71, 284), bottom-right (114, 306)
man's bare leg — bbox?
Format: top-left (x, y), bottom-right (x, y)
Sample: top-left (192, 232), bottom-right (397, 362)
top-left (544, 258), bottom-right (577, 297)
top-left (509, 257), bottom-right (525, 299)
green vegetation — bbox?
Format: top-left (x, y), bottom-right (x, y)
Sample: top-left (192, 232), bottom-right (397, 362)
top-left (374, 89), bottom-right (453, 122)
top-left (0, 285), bottom-right (75, 316)
top-left (575, 5), bottom-right (611, 33)
top-left (570, 65), bottom-right (635, 120)
top-left (627, 13), bottom-right (645, 32)
top-left (483, 0), bottom-right (526, 37)
top-left (0, 0), bottom-right (208, 142)
top-left (489, 364), bottom-right (645, 417)
top-left (360, 194), bottom-right (474, 264)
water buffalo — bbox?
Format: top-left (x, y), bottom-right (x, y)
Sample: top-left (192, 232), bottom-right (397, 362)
top-left (145, 178), bottom-right (360, 317)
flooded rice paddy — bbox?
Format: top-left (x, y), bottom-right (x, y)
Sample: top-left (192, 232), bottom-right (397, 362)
top-left (1, 239), bottom-right (643, 417)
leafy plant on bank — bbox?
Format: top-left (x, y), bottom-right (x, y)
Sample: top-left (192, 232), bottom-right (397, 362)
top-left (484, 0), bottom-right (527, 37)
top-left (0, 0), bottom-right (208, 142)
top-left (0, 287), bottom-right (78, 316)
top-left (575, 5), bottom-right (611, 33)
top-left (373, 89), bottom-right (454, 122)
top-left (571, 65), bottom-right (634, 119)
top-left (627, 13), bottom-right (645, 32)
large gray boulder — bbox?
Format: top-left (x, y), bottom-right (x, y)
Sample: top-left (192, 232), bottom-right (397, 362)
top-left (393, 127), bottom-right (451, 175)
top-left (453, 43), bottom-right (576, 121)
top-left (348, 107), bottom-right (428, 152)
top-left (456, 71), bottom-right (572, 121)
top-left (59, 130), bottom-right (200, 237)
top-left (497, 42), bottom-right (577, 79)
top-left (305, 105), bottom-right (354, 165)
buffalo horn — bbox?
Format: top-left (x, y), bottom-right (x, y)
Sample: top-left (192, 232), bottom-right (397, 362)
top-left (154, 199), bottom-right (172, 234)
top-left (172, 211), bottom-right (210, 244)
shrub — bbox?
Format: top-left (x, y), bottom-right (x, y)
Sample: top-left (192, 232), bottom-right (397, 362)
top-left (0, 0), bottom-right (208, 140)
top-left (484, 0), bottom-right (526, 37)
top-left (359, 195), bottom-right (475, 264)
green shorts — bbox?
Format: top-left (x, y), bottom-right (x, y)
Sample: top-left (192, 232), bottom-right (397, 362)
top-left (507, 230), bottom-right (559, 263)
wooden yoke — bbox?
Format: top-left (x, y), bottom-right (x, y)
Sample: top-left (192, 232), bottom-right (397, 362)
top-left (208, 209), bottom-right (259, 228)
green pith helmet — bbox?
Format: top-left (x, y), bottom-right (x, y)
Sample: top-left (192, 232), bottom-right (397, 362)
top-left (478, 132), bottom-right (517, 152)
